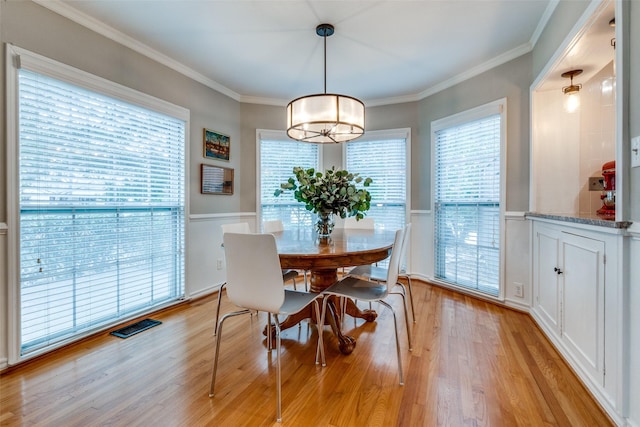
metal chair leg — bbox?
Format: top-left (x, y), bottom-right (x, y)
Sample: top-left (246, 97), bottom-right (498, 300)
top-left (209, 309), bottom-right (251, 397)
top-left (391, 284), bottom-right (413, 351)
top-left (378, 300), bottom-right (404, 385)
top-left (274, 314), bottom-right (282, 423)
top-left (313, 300), bottom-right (326, 366)
top-left (213, 283), bottom-right (226, 336)
top-left (401, 273), bottom-right (416, 322)
top-left (267, 313), bottom-right (273, 351)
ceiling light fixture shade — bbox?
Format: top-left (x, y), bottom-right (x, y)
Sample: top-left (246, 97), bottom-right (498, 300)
top-left (286, 24), bottom-right (365, 144)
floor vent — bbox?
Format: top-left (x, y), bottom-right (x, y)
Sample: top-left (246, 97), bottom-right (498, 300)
top-left (110, 318), bottom-right (162, 339)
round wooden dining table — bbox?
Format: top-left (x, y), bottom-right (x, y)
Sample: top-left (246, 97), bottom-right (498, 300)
top-left (272, 227), bottom-right (396, 354)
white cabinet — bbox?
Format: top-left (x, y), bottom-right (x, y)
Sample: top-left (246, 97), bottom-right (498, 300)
top-left (559, 232), bottom-right (605, 383)
top-left (532, 226), bottom-right (561, 333)
top-left (531, 218), bottom-right (624, 422)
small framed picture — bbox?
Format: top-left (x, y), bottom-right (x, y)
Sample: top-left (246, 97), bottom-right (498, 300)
top-left (201, 164), bottom-right (234, 195)
top-left (203, 128), bottom-right (230, 161)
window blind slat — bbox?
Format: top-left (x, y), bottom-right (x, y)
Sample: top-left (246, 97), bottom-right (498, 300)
top-left (346, 138), bottom-right (407, 232)
top-left (434, 112), bottom-right (501, 296)
top-left (18, 69), bottom-right (185, 355)
top-left (259, 139), bottom-right (320, 228)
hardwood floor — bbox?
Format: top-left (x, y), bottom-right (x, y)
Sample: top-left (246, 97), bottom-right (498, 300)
top-left (0, 281), bottom-right (612, 426)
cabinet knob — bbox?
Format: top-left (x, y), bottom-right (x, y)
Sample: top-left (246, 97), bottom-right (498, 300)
top-left (554, 267), bottom-right (563, 275)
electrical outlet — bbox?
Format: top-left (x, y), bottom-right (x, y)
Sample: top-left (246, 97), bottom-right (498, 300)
top-left (217, 259), bottom-right (223, 270)
top-left (588, 176), bottom-right (604, 191)
top-left (632, 136), bottom-right (640, 168)
top-left (514, 282), bottom-right (524, 298)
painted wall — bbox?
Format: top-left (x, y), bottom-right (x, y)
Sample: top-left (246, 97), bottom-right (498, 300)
top-left (0, 0), bottom-right (243, 219)
top-left (1, 4), bottom-right (637, 421)
top-left (417, 53), bottom-right (532, 213)
top-left (0, 0), bottom-right (243, 365)
top-left (239, 101), bottom-right (420, 211)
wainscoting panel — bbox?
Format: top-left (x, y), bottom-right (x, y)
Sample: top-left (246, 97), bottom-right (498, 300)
top-left (187, 213), bottom-right (256, 298)
top-left (0, 223), bottom-right (8, 370)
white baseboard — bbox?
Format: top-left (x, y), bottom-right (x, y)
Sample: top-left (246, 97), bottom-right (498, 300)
top-left (502, 297), bottom-right (530, 312)
top-left (188, 282), bottom-right (224, 300)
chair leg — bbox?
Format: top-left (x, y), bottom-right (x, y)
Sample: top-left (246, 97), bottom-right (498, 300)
top-left (267, 313), bottom-right (273, 351)
top-left (392, 284), bottom-right (413, 351)
top-left (213, 283), bottom-right (226, 336)
top-left (317, 298), bottom-right (329, 365)
top-left (313, 300), bottom-right (326, 366)
top-left (378, 300), bottom-right (404, 385)
top-left (401, 274), bottom-right (416, 323)
top-left (274, 314), bottom-right (282, 423)
top-left (209, 309), bottom-right (251, 397)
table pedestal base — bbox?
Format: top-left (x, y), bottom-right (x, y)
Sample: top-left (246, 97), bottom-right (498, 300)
top-left (264, 295), bottom-right (377, 355)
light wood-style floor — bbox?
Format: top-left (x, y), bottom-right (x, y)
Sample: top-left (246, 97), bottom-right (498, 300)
top-left (1, 280), bottom-right (612, 426)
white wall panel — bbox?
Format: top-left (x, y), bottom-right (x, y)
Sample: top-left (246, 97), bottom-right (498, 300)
top-left (186, 213), bottom-right (256, 298)
top-left (503, 214), bottom-right (531, 309)
top-left (628, 226), bottom-right (640, 427)
top-left (0, 223), bottom-right (8, 370)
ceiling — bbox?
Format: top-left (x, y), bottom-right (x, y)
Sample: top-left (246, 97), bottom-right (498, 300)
top-left (39, 0), bottom-right (557, 106)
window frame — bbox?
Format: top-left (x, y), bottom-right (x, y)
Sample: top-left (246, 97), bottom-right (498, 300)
top-left (430, 99), bottom-right (507, 300)
top-left (5, 45), bottom-right (190, 364)
top-left (342, 128), bottom-right (412, 229)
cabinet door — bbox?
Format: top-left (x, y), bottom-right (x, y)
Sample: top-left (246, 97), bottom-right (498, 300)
top-left (533, 225), bottom-right (561, 333)
top-left (560, 232), bottom-right (605, 384)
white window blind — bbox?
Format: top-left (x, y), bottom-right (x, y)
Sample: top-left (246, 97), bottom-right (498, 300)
top-left (434, 112), bottom-right (501, 296)
top-left (18, 68), bottom-right (186, 355)
top-left (345, 137), bottom-right (407, 231)
top-left (259, 137), bottom-right (319, 229)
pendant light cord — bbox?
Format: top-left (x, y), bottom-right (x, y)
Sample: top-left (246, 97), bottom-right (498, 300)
top-left (323, 31), bottom-right (327, 94)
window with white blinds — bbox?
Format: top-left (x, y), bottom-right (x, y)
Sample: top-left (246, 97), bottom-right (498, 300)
top-left (16, 64), bottom-right (186, 355)
top-left (259, 135), bottom-right (320, 229)
top-left (345, 135), bottom-right (408, 232)
top-left (433, 102), bottom-right (503, 296)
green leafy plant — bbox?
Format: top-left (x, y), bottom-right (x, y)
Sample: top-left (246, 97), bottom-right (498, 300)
top-left (274, 166), bottom-right (373, 220)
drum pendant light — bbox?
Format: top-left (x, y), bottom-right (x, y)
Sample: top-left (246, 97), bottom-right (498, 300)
top-left (286, 24), bottom-right (365, 144)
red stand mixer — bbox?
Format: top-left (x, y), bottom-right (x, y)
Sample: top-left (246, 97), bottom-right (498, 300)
top-left (596, 160), bottom-right (615, 220)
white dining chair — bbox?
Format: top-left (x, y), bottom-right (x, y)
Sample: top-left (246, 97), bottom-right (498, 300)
top-left (339, 217), bottom-right (375, 277)
top-left (348, 223), bottom-right (416, 322)
top-left (263, 219), bottom-right (308, 291)
top-left (341, 217), bottom-right (375, 230)
top-left (215, 222), bottom-right (299, 335)
top-left (318, 228), bottom-right (409, 385)
top-left (209, 232), bottom-right (325, 422)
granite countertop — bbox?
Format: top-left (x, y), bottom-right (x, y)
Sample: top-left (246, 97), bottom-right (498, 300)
top-left (526, 212), bottom-right (633, 229)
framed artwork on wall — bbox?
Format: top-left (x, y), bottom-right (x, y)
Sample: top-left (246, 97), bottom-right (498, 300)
top-left (201, 164), bottom-right (234, 195)
top-left (203, 128), bottom-right (230, 161)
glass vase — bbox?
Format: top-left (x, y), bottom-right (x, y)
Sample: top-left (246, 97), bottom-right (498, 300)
top-left (316, 212), bottom-right (335, 239)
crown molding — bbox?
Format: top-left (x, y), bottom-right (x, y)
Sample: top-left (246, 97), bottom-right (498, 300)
top-left (239, 95), bottom-right (288, 107)
top-left (415, 42), bottom-right (533, 101)
top-left (32, 0), bottom-right (242, 102)
top-left (530, 0), bottom-right (560, 47)
top-left (33, 0), bottom-right (552, 108)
